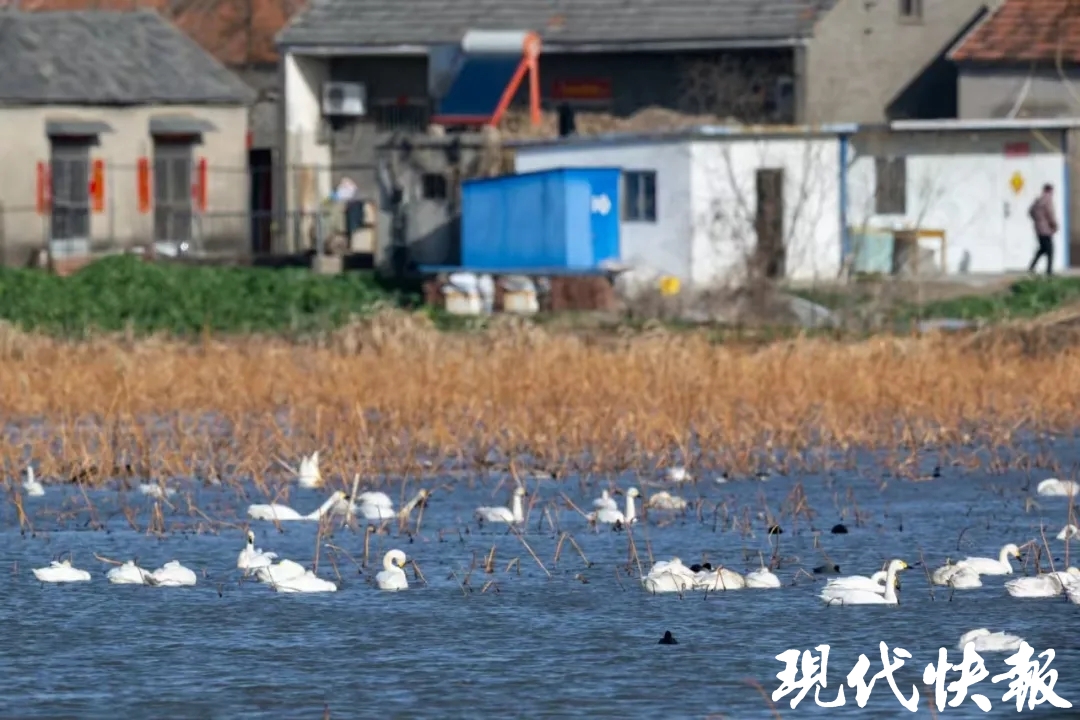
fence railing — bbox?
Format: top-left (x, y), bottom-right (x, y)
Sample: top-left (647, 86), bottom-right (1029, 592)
top-left (3, 159), bottom-right (387, 266)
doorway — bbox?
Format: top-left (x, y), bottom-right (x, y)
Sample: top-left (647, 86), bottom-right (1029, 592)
top-left (754, 168), bottom-right (786, 280)
top-left (153, 137), bottom-right (195, 253)
top-left (249, 148), bottom-right (273, 255)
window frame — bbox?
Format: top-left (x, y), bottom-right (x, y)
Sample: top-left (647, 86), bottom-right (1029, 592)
top-left (898, 0), bottom-right (923, 24)
top-left (874, 156), bottom-right (907, 215)
top-left (623, 169), bottom-right (658, 223)
top-left (49, 137), bottom-right (93, 254)
top-left (152, 136), bottom-right (196, 247)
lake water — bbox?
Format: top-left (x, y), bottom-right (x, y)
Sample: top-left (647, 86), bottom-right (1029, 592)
top-left (3, 450), bottom-right (1079, 719)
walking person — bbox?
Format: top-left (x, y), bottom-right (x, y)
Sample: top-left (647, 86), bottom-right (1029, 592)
top-left (1028, 183), bottom-right (1058, 276)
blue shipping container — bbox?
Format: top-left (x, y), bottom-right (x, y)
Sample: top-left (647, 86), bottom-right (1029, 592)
top-left (461, 168), bottom-right (621, 272)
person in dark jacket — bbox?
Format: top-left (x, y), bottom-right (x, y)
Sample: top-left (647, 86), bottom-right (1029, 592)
top-left (1028, 184), bottom-right (1058, 276)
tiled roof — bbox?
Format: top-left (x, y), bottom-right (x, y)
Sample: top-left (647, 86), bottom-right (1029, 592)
top-left (0, 10), bottom-right (255, 104)
top-left (278, 0), bottom-right (837, 49)
top-left (13, 0), bottom-right (299, 65)
top-left (949, 0), bottom-right (1080, 63)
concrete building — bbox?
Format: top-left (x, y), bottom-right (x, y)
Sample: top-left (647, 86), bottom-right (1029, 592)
top-left (508, 119), bottom-right (1076, 287)
top-left (847, 119), bottom-right (1074, 275)
top-left (0, 10), bottom-right (254, 267)
top-left (948, 0), bottom-right (1080, 263)
top-left (805, 0), bottom-right (1000, 122)
top-left (275, 0), bottom-right (1007, 267)
top-left (950, 0), bottom-right (1080, 119)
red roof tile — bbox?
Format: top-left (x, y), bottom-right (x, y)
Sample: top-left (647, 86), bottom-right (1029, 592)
top-left (950, 0), bottom-right (1080, 64)
top-left (13, 0), bottom-right (301, 65)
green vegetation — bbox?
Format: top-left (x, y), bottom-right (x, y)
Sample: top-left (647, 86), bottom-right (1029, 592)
top-left (793, 276), bottom-right (1080, 325)
top-left (0, 255), bottom-right (418, 336)
top-left (900, 276), bottom-right (1080, 322)
top-left (7, 256), bottom-right (1079, 339)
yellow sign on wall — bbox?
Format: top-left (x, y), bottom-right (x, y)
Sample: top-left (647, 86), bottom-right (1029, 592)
top-left (1010, 171), bottom-right (1024, 195)
top-left (659, 276), bottom-right (681, 296)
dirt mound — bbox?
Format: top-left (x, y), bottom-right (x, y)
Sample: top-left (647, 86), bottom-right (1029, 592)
top-left (495, 106), bottom-right (733, 139)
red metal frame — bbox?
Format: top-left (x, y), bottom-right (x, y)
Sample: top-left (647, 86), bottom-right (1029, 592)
top-left (488, 32), bottom-right (541, 128)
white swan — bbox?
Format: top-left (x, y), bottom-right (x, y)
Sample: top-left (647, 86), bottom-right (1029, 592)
top-left (646, 490), bottom-right (688, 511)
top-left (32, 559), bottom-right (90, 583)
top-left (255, 558), bottom-right (308, 585)
top-left (821, 560), bottom-right (908, 605)
top-left (297, 451), bottom-right (322, 488)
top-left (151, 560), bottom-right (197, 587)
top-left (931, 561), bottom-right (969, 586)
top-left (23, 467), bottom-right (44, 497)
top-left (1057, 524), bottom-right (1079, 540)
top-left (823, 570), bottom-right (895, 593)
top-left (237, 530), bottom-right (277, 572)
top-left (138, 483), bottom-right (176, 499)
top-left (107, 561), bottom-right (155, 585)
top-left (588, 487), bottom-right (639, 526)
top-left (958, 629), bottom-right (1024, 653)
top-left (271, 570), bottom-right (337, 593)
top-left (1037, 478), bottom-right (1080, 497)
top-left (475, 486), bottom-right (526, 524)
top-left (592, 489), bottom-right (618, 511)
top-left (957, 544), bottom-right (1022, 575)
top-left (375, 549), bottom-right (408, 591)
top-left (945, 566), bottom-right (983, 589)
top-left (665, 467), bottom-right (691, 483)
top-left (642, 557), bottom-right (696, 593)
top-left (745, 568), bottom-right (782, 588)
top-left (396, 489), bottom-right (430, 520)
top-left (694, 565), bottom-right (746, 590)
top-left (350, 490), bottom-right (396, 521)
top-left (1004, 568), bottom-right (1080, 598)
top-left (247, 490), bottom-right (347, 521)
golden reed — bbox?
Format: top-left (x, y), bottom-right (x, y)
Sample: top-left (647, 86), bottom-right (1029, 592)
top-left (0, 312), bottom-right (1075, 483)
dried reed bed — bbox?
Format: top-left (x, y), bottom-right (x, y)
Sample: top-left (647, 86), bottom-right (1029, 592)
top-left (0, 312), bottom-right (1077, 484)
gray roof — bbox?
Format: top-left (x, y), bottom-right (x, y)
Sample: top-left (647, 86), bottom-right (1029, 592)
top-left (0, 10), bottom-right (256, 105)
top-left (278, 0), bottom-right (833, 50)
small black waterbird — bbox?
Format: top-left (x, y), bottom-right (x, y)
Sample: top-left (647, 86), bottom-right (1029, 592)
top-left (659, 631), bottom-right (678, 645)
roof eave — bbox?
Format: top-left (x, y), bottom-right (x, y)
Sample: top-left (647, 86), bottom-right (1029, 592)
top-left (276, 35), bottom-right (809, 56)
top-left (0, 98), bottom-right (252, 107)
top-left (952, 56), bottom-right (1080, 66)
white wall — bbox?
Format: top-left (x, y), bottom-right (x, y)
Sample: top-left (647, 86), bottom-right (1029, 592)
top-left (514, 139), bottom-right (692, 281)
top-left (282, 52), bottom-right (332, 251)
top-left (690, 136), bottom-right (843, 284)
top-left (847, 129), bottom-right (1068, 273)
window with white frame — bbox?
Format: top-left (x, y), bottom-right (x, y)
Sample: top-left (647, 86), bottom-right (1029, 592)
top-left (623, 170), bottom-right (657, 222)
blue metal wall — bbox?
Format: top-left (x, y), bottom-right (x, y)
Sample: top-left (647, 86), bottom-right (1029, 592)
top-left (460, 168), bottom-right (622, 273)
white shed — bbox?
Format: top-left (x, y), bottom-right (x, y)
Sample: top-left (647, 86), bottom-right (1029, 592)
top-left (512, 127), bottom-right (848, 287)
top-left (845, 119), bottom-right (1076, 275)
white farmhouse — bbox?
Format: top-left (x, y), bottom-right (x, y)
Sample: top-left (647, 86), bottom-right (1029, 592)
top-left (511, 118), bottom-right (1077, 287)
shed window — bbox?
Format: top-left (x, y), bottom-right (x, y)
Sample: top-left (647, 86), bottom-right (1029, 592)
top-left (50, 138), bottom-right (92, 251)
top-left (422, 173), bottom-right (447, 200)
top-left (874, 157), bottom-right (907, 214)
top-left (624, 170), bottom-right (657, 222)
top-left (899, 0), bottom-right (923, 22)
top-left (153, 138), bottom-right (195, 247)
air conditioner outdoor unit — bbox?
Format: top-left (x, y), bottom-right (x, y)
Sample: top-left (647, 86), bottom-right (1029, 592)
top-left (322, 82), bottom-right (367, 117)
